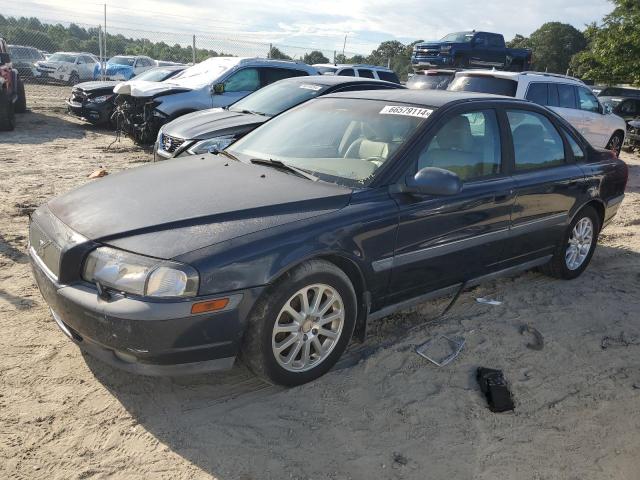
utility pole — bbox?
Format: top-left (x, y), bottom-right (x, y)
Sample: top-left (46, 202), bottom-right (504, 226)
top-left (342, 34), bottom-right (347, 60)
top-left (192, 35), bottom-right (196, 64)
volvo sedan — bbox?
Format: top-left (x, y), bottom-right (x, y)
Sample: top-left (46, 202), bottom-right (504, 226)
top-left (29, 90), bottom-right (628, 386)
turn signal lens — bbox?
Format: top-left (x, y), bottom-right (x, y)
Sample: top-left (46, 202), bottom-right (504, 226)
top-left (191, 298), bottom-right (229, 314)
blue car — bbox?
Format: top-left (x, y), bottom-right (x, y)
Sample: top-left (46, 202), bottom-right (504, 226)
top-left (29, 90), bottom-right (627, 386)
top-left (94, 55), bottom-right (156, 81)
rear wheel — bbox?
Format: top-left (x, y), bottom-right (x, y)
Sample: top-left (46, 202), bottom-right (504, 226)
top-left (0, 92), bottom-right (16, 131)
top-left (541, 206), bottom-right (600, 279)
top-left (15, 78), bottom-right (27, 113)
top-left (240, 260), bottom-right (357, 386)
top-left (606, 131), bottom-right (624, 157)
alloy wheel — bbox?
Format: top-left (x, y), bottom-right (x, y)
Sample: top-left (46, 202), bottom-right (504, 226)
top-left (565, 217), bottom-right (593, 270)
top-left (271, 283), bottom-right (345, 372)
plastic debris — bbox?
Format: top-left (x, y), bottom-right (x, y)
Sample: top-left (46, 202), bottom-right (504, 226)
top-left (476, 297), bottom-right (502, 306)
top-left (88, 167), bottom-right (109, 179)
top-left (520, 325), bottom-right (544, 351)
top-left (477, 367), bottom-right (514, 413)
top-left (601, 332), bottom-right (640, 350)
top-left (415, 335), bottom-right (465, 367)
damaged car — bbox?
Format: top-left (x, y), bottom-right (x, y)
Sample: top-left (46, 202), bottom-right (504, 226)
top-left (94, 55), bottom-right (157, 81)
top-left (112, 57), bottom-right (318, 145)
top-left (155, 75), bottom-right (403, 159)
top-left (30, 90), bottom-right (627, 386)
top-left (35, 52), bottom-right (99, 85)
top-left (67, 65), bottom-right (186, 127)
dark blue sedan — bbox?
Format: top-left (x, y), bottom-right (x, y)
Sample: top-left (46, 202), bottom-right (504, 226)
top-left (29, 90), bottom-right (628, 385)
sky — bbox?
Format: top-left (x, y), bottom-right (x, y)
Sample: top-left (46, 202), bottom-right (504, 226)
top-left (4, 0), bottom-right (613, 55)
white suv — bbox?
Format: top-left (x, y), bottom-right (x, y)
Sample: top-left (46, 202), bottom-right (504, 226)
top-left (448, 70), bottom-right (627, 154)
top-left (35, 52), bottom-right (99, 85)
top-left (313, 64), bottom-right (400, 84)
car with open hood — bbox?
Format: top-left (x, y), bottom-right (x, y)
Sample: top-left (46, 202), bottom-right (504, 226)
top-left (35, 52), bottom-right (99, 85)
top-left (155, 75), bottom-right (404, 159)
top-left (67, 65), bottom-right (186, 126)
top-left (112, 57), bottom-right (319, 145)
top-left (29, 90), bottom-right (627, 386)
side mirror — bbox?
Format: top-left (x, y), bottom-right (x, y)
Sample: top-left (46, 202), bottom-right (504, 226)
top-left (396, 167), bottom-right (462, 196)
top-left (603, 103), bottom-right (613, 115)
top-left (212, 83), bottom-right (225, 94)
top-left (0, 52), bottom-right (10, 66)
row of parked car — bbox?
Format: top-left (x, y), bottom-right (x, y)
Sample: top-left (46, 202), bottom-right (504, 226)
top-left (31, 50), bottom-right (629, 386)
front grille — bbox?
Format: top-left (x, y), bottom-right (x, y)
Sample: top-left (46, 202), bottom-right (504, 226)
top-left (415, 47), bottom-right (440, 56)
top-left (29, 220), bottom-right (62, 278)
top-left (159, 133), bottom-right (185, 153)
top-left (71, 89), bottom-right (87, 103)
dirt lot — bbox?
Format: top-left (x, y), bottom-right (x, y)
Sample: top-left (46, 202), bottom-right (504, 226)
top-left (1, 84), bottom-right (640, 480)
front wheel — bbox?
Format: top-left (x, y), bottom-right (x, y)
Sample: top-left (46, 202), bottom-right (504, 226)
top-left (241, 260), bottom-right (357, 386)
top-left (541, 206), bottom-right (600, 279)
top-left (0, 92), bottom-right (16, 131)
top-left (68, 72), bottom-right (80, 86)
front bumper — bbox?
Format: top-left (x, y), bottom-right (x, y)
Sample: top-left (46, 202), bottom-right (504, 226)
top-left (37, 68), bottom-right (71, 82)
top-left (66, 98), bottom-right (114, 125)
top-left (30, 248), bottom-right (264, 376)
top-left (411, 55), bottom-right (453, 67)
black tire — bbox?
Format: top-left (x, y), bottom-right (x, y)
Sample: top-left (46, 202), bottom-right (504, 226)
top-left (240, 259), bottom-right (357, 386)
top-left (0, 92), bottom-right (16, 131)
top-left (68, 72), bottom-right (80, 86)
top-left (606, 131), bottom-right (624, 157)
top-left (541, 206), bottom-right (600, 280)
top-left (15, 78), bottom-right (27, 113)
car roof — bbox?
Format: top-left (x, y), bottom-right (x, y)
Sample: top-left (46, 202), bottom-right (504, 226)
top-left (322, 88), bottom-right (515, 107)
top-left (275, 75), bottom-right (401, 87)
top-left (313, 63), bottom-right (394, 72)
top-left (453, 69), bottom-right (585, 85)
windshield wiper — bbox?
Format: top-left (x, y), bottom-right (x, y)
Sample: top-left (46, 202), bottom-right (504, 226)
top-left (250, 158), bottom-right (318, 181)
top-left (217, 149), bottom-right (239, 161)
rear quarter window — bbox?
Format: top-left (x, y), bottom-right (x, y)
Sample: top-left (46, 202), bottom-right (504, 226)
top-left (448, 75), bottom-right (517, 97)
top-left (357, 69), bottom-right (375, 79)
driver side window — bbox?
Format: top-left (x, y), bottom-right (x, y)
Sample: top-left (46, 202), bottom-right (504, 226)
top-left (225, 68), bottom-right (261, 92)
top-left (417, 110), bottom-right (501, 181)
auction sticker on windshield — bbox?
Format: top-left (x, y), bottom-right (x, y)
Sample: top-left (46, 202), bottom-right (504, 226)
top-left (380, 105), bottom-right (433, 118)
top-left (300, 84), bottom-right (323, 91)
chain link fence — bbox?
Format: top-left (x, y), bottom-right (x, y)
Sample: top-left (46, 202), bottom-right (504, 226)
top-left (1, 15), bottom-right (376, 86)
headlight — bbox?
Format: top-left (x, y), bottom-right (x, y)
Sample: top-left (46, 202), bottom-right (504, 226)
top-left (82, 246), bottom-right (199, 298)
top-left (187, 135), bottom-right (236, 155)
top-left (91, 94), bottom-right (114, 103)
top-left (440, 45), bottom-right (452, 53)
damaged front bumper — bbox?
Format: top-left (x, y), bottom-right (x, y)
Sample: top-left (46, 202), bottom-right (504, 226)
top-left (113, 95), bottom-right (168, 145)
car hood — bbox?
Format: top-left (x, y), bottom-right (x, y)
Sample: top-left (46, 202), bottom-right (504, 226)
top-left (46, 156), bottom-right (352, 258)
top-left (162, 108), bottom-right (268, 140)
top-left (75, 80), bottom-right (118, 92)
top-left (113, 80), bottom-right (191, 97)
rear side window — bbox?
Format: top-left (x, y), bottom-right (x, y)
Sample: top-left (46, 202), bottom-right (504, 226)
top-left (357, 69), bottom-right (375, 79)
top-left (448, 75), bottom-right (517, 97)
top-left (418, 109), bottom-right (501, 181)
top-left (547, 83), bottom-right (560, 107)
top-left (261, 67), bottom-right (308, 85)
top-left (577, 87), bottom-right (600, 113)
top-left (377, 70), bottom-right (400, 83)
top-left (557, 84), bottom-right (577, 109)
top-left (562, 127), bottom-right (585, 161)
top-left (507, 110), bottom-right (566, 170)
top-left (338, 68), bottom-right (355, 77)
top-left (526, 83), bottom-right (548, 105)
top-left (619, 100), bottom-right (640, 115)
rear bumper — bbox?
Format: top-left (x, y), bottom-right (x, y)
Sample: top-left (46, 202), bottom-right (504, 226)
top-left (603, 194), bottom-right (625, 228)
top-left (30, 249), bottom-right (264, 376)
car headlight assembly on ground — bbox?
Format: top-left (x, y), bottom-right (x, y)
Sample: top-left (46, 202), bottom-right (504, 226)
top-left (187, 135), bottom-right (236, 155)
top-left (82, 246), bottom-right (199, 298)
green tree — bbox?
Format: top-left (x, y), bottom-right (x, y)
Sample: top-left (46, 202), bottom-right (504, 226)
top-left (268, 46), bottom-right (291, 60)
top-left (526, 22), bottom-right (587, 73)
top-left (302, 50), bottom-right (329, 65)
top-left (506, 34), bottom-right (529, 49)
top-left (570, 0), bottom-right (640, 85)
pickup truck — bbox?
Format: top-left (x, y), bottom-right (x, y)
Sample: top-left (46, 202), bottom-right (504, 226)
top-left (411, 31), bottom-right (532, 71)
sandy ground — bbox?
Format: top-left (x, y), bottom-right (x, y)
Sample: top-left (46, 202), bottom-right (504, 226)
top-left (1, 84), bottom-right (640, 480)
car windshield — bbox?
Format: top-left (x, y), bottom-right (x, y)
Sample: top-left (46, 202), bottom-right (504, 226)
top-left (448, 74), bottom-right (518, 96)
top-left (49, 53), bottom-right (77, 63)
top-left (109, 56), bottom-right (135, 66)
top-left (599, 87), bottom-right (640, 99)
top-left (133, 67), bottom-right (182, 82)
top-left (229, 81), bottom-right (328, 117)
top-left (440, 32), bottom-right (474, 42)
top-left (407, 73), bottom-right (453, 90)
top-left (227, 98), bottom-right (431, 187)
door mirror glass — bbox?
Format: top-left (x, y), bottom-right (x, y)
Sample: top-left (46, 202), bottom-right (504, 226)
top-left (213, 83), bottom-right (225, 94)
top-left (603, 103), bottom-right (613, 115)
top-left (404, 167), bottom-right (462, 196)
